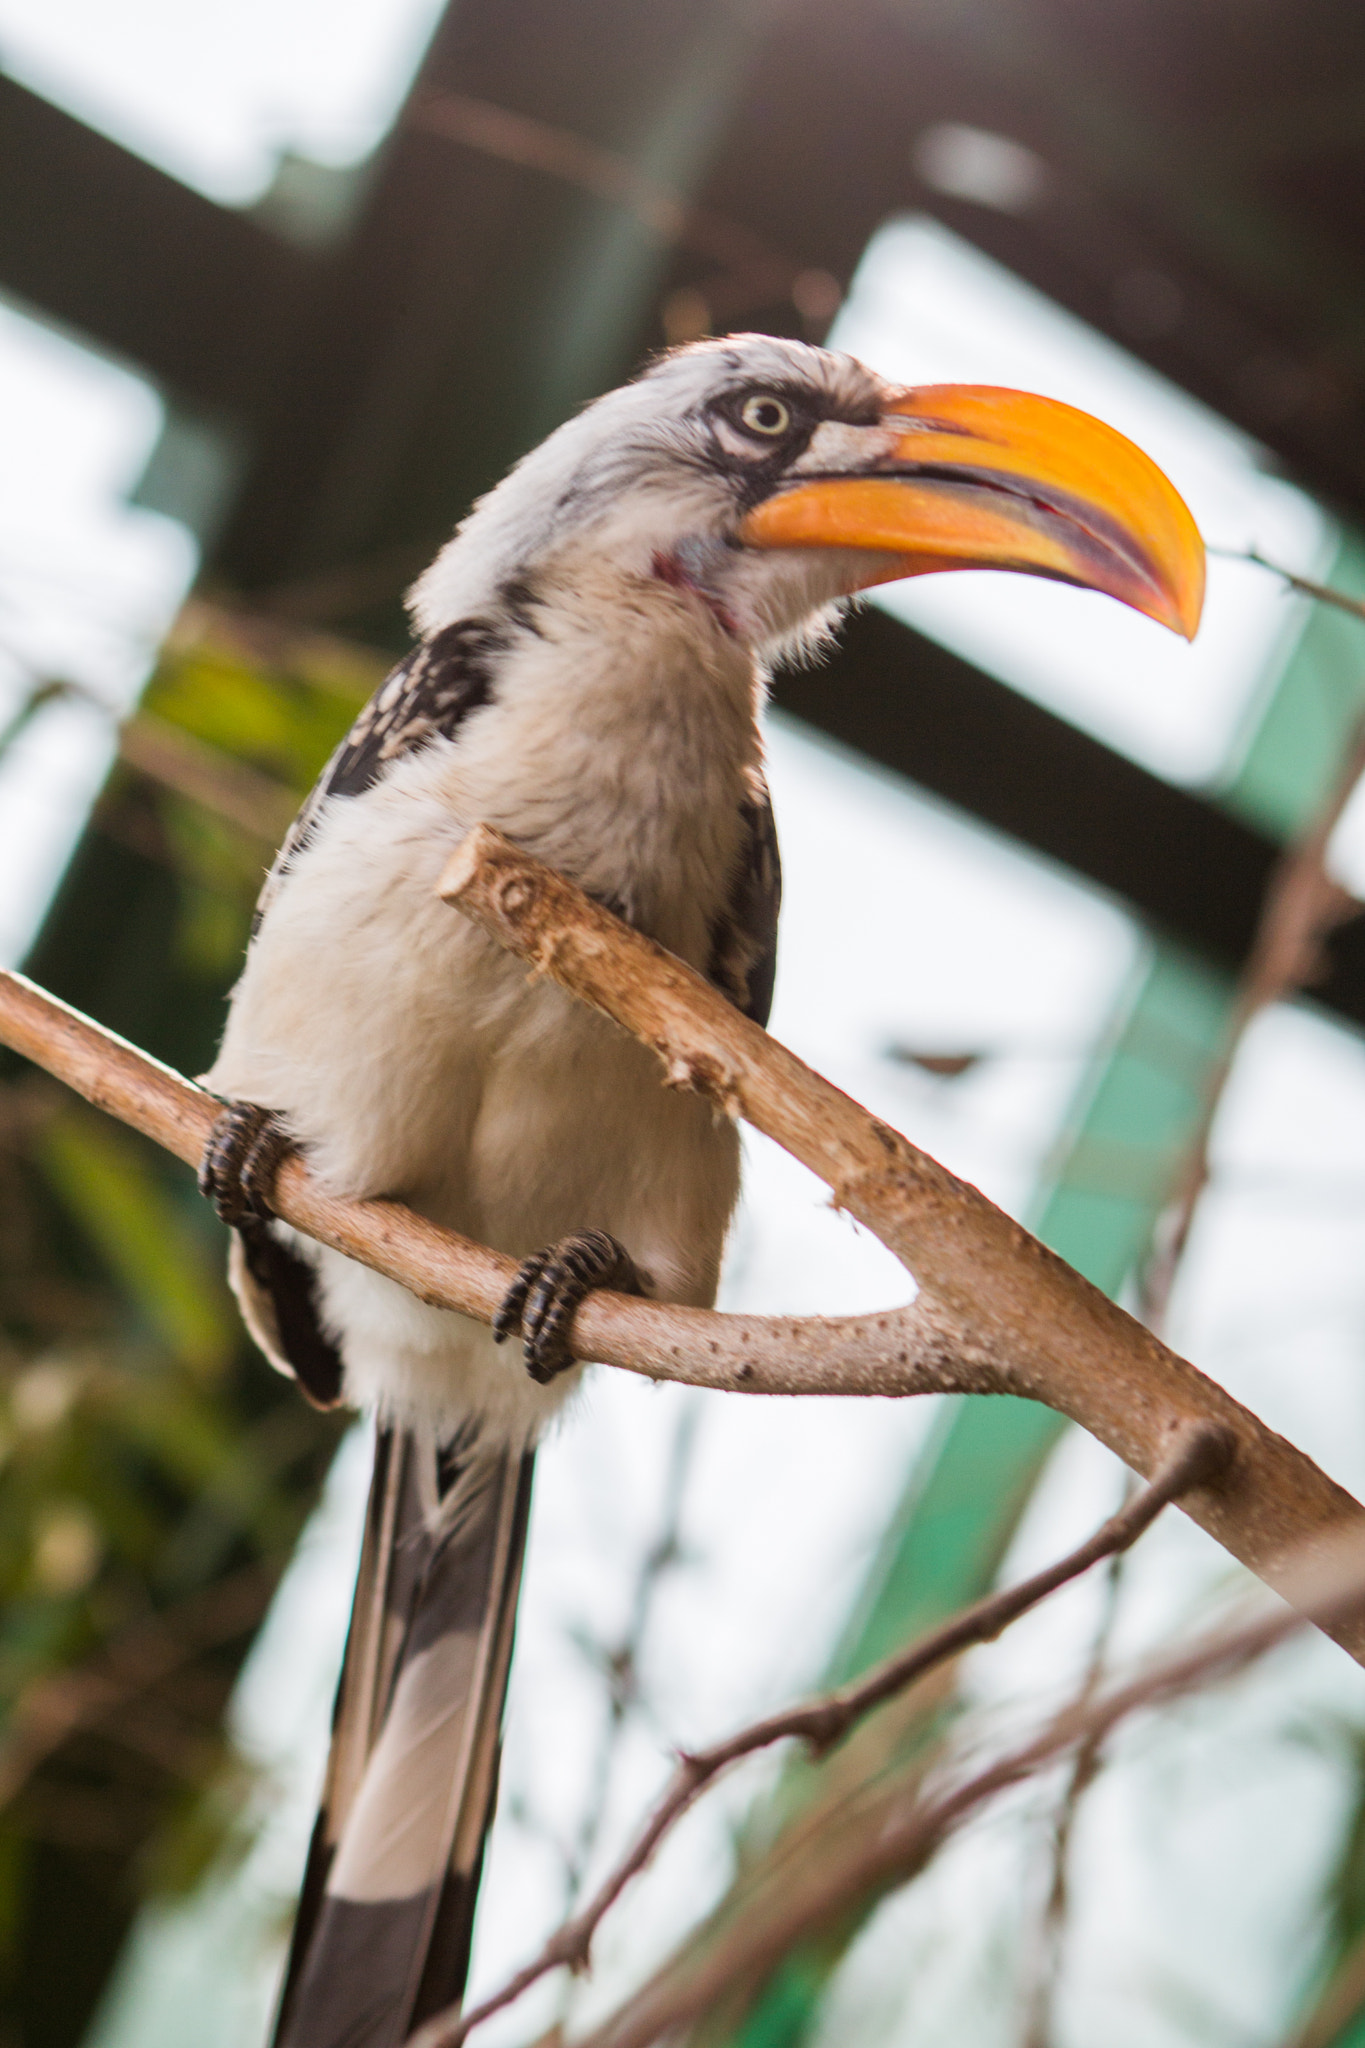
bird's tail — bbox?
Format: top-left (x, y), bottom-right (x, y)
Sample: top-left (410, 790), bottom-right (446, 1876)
top-left (273, 1421), bottom-right (534, 2048)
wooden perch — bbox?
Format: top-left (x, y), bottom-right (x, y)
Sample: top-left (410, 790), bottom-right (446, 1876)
top-left (437, 825), bottom-right (1365, 1653)
top-left (2, 822), bottom-right (1364, 1656)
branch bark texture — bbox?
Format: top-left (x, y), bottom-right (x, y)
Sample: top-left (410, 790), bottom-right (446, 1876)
top-left (438, 825), bottom-right (1365, 1654)
top-left (2, 816), bottom-right (1363, 1656)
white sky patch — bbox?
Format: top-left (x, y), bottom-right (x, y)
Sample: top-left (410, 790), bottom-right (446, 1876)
top-left (0, 296), bottom-right (196, 965)
top-left (0, 0), bottom-right (445, 203)
top-left (830, 217), bottom-right (1332, 787)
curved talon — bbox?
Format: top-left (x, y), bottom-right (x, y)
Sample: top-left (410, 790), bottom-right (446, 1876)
top-left (493, 1230), bottom-right (643, 1384)
top-left (199, 1100), bottom-right (294, 1227)
top-left (491, 1264), bottom-right (533, 1346)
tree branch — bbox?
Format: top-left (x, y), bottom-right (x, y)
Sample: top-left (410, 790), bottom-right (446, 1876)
top-left (1, 824), bottom-right (1362, 1652)
top-left (0, 964), bottom-right (977, 1394)
top-left (1211, 545), bottom-right (1365, 627)
top-left (410, 1420), bottom-right (1230, 2048)
top-left (437, 826), bottom-right (1365, 1651)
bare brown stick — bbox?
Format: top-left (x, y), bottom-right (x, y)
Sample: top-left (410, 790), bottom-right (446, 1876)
top-left (566, 1525), bottom-right (1365, 2048)
top-left (409, 1421), bottom-right (1229, 2048)
top-left (1038, 645), bottom-right (1365, 2037)
top-left (0, 965), bottom-right (982, 1397)
top-left (1, 841), bottom-right (1362, 1640)
top-left (1018, 1520), bottom-right (1129, 2048)
top-left (1211, 544), bottom-right (1365, 627)
top-left (438, 827), bottom-right (1365, 1647)
top-left (562, 1401), bottom-right (703, 1910)
top-left (117, 712), bottom-right (299, 846)
top-left (568, 1562), bottom-right (1365, 2048)
top-left (409, 92), bottom-right (801, 317)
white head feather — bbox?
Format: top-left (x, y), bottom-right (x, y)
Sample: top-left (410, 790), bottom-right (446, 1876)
top-left (408, 334), bottom-right (893, 656)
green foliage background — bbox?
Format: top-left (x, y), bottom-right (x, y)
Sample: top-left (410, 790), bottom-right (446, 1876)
top-left (0, 611), bottom-right (380, 2048)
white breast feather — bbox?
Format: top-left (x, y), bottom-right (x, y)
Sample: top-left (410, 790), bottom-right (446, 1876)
top-left (207, 566), bottom-right (760, 1441)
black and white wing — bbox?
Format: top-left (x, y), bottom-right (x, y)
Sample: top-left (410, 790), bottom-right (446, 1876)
top-left (708, 773), bottom-right (782, 1028)
top-left (252, 618), bottom-right (506, 938)
top-left (230, 618), bottom-right (511, 1405)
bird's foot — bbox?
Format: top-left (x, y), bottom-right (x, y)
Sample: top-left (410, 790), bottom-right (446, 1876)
top-left (198, 1100), bottom-right (294, 1227)
top-left (493, 1230), bottom-right (643, 1384)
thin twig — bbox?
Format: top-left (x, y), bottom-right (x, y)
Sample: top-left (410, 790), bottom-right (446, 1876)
top-left (562, 1401), bottom-right (702, 1911)
top-left (117, 712), bottom-right (299, 845)
top-left (1139, 708), bottom-right (1365, 1331)
top-left (1019, 1504), bottom-right (1131, 2048)
top-left (0, 1561), bottom-right (277, 1808)
top-left (0, 674), bottom-right (103, 761)
top-left (409, 1422), bottom-right (1230, 2048)
top-left (409, 92), bottom-right (802, 322)
top-left (564, 1538), bottom-right (1365, 2048)
top-left (0, 840), bottom-right (1361, 1643)
top-left (1028, 569), bottom-right (1365, 2032)
top-left (1211, 545), bottom-right (1365, 626)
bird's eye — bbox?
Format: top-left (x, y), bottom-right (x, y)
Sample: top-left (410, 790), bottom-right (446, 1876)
top-left (739, 394), bottom-right (792, 438)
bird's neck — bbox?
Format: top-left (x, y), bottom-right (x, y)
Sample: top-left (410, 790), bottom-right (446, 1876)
top-left (432, 560), bottom-right (765, 960)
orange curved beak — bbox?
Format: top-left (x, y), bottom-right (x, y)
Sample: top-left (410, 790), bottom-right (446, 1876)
top-left (738, 384), bottom-right (1205, 639)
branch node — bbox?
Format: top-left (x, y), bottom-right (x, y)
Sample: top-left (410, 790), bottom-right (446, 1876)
top-left (663, 1049), bottom-right (742, 1117)
top-left (494, 873), bottom-right (536, 922)
top-left (1168, 1419), bottom-right (1237, 1493)
top-left (801, 1706), bottom-right (848, 1759)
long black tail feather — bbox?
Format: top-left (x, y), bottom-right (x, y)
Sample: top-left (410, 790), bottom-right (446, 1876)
top-left (273, 1422), bottom-right (534, 2048)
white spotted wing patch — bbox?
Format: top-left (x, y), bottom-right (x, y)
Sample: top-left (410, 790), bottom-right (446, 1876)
top-left (249, 617), bottom-right (507, 937)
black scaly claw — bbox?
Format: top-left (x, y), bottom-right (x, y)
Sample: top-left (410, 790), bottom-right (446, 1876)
top-left (493, 1230), bottom-right (643, 1384)
top-left (198, 1100), bottom-right (294, 1227)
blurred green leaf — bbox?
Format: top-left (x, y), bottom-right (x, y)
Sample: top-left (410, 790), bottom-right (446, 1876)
top-left (33, 1112), bottom-right (231, 1380)
top-left (0, 602), bottom-right (354, 2044)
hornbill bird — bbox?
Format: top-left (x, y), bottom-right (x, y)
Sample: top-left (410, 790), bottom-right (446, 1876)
top-left (198, 334), bottom-right (1203, 2047)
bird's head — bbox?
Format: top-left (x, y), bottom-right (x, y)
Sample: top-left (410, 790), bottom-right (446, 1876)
top-left (410, 334), bottom-right (1204, 655)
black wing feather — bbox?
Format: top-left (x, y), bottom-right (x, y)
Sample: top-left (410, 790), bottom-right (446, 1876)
top-left (252, 619), bottom-right (506, 938)
top-left (235, 621), bottom-right (510, 1397)
top-left (708, 776), bottom-right (782, 1028)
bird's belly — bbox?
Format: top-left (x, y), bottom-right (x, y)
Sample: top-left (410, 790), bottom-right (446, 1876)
top-left (209, 748), bottom-right (744, 1437)
top-left (305, 974), bottom-right (737, 1441)
top-left (458, 978), bottom-right (739, 1298)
